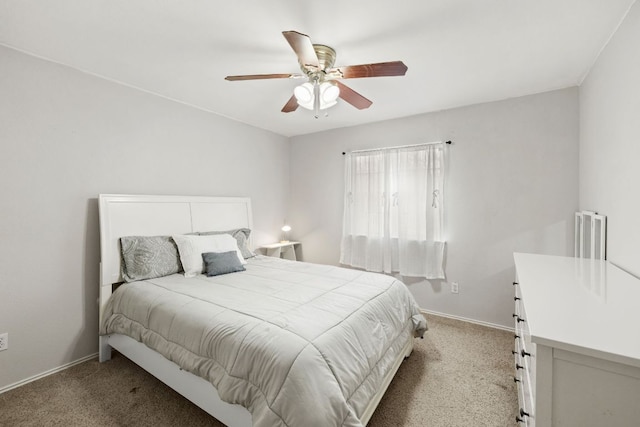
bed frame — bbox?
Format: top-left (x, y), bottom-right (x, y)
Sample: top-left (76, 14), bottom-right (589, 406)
top-left (98, 194), bottom-right (413, 427)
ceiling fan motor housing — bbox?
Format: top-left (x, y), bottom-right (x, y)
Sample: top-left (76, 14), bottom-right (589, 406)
top-left (301, 44), bottom-right (337, 75)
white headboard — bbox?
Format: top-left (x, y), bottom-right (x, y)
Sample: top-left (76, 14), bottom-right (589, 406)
top-left (98, 194), bottom-right (253, 318)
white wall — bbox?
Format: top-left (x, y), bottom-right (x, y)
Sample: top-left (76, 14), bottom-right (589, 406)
top-left (579, 1), bottom-right (640, 276)
top-left (290, 88), bottom-right (579, 328)
top-left (0, 45), bottom-right (290, 390)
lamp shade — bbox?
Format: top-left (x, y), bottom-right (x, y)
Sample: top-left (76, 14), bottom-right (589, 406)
top-left (281, 224), bottom-right (292, 243)
top-left (294, 83), bottom-right (314, 109)
top-left (294, 83), bottom-right (313, 102)
top-left (293, 81), bottom-right (340, 111)
top-left (320, 82), bottom-right (339, 104)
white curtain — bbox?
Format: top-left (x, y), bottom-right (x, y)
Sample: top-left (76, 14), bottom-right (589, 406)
top-left (340, 143), bottom-right (446, 278)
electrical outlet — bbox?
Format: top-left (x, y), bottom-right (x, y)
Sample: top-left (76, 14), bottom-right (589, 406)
top-left (450, 282), bottom-right (459, 294)
top-left (0, 333), bottom-right (7, 351)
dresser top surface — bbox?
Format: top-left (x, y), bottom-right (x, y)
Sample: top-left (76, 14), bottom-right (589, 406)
top-left (514, 253), bottom-right (640, 366)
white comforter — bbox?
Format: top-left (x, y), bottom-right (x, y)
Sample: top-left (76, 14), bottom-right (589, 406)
top-left (100, 256), bottom-right (427, 426)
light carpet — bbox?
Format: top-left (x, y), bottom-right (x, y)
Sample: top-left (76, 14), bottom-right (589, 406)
top-left (0, 314), bottom-right (518, 426)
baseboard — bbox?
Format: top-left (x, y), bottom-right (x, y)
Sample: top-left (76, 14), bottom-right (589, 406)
top-left (421, 309), bottom-right (514, 332)
top-left (0, 352), bottom-right (98, 395)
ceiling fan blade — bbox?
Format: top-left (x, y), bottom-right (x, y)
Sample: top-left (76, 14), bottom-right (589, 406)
top-left (282, 30), bottom-right (320, 70)
top-left (329, 61), bottom-right (408, 79)
top-left (225, 73), bottom-right (303, 81)
top-left (335, 81), bottom-right (372, 110)
top-left (281, 94), bottom-right (298, 113)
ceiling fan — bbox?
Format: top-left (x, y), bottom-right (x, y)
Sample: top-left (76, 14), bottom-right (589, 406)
top-left (225, 30), bottom-right (408, 118)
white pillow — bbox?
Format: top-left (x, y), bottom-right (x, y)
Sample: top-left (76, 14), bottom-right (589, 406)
top-left (172, 234), bottom-right (246, 278)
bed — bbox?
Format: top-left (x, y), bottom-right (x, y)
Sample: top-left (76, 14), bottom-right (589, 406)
top-left (98, 194), bottom-right (427, 426)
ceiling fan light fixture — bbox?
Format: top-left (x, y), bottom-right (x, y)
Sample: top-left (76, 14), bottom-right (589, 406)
top-left (294, 82), bottom-right (314, 107)
top-left (294, 81), bottom-right (340, 111)
top-left (320, 81), bottom-right (340, 104)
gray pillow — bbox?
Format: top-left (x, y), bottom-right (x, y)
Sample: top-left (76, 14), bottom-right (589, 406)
top-left (197, 228), bottom-right (255, 259)
top-left (202, 251), bottom-right (246, 276)
top-left (120, 236), bottom-right (182, 282)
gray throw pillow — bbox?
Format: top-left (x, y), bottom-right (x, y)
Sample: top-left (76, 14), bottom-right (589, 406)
top-left (197, 228), bottom-right (255, 259)
top-left (202, 251), bottom-right (246, 276)
top-left (120, 236), bottom-right (182, 282)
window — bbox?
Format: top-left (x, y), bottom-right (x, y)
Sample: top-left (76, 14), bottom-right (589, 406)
top-left (340, 143), bottom-right (446, 278)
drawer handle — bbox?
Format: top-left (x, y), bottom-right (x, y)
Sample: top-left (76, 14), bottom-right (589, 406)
top-left (520, 409), bottom-right (530, 418)
top-left (513, 376), bottom-right (521, 383)
top-left (514, 334), bottom-right (520, 339)
top-left (512, 314), bottom-right (525, 323)
top-left (513, 281), bottom-right (519, 286)
top-left (514, 296), bottom-right (521, 301)
top-left (516, 416), bottom-right (524, 423)
top-left (515, 364), bottom-right (524, 370)
top-left (521, 350), bottom-right (531, 358)
top-left (512, 350), bottom-right (518, 355)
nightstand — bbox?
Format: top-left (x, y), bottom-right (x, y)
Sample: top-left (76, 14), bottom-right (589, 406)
top-left (259, 242), bottom-right (301, 261)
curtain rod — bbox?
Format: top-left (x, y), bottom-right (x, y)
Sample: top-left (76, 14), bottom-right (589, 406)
top-left (342, 140), bottom-right (451, 155)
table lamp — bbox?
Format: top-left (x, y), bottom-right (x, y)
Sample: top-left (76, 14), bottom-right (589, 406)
top-left (281, 224), bottom-right (291, 243)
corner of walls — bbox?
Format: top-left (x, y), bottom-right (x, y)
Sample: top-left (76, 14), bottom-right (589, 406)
top-left (578, 1), bottom-right (640, 276)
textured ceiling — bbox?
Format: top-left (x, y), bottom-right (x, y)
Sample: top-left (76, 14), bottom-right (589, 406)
top-left (0, 0), bottom-right (636, 137)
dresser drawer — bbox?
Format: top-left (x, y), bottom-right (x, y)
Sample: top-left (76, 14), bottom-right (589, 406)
top-left (519, 367), bottom-right (535, 426)
top-left (514, 300), bottom-right (527, 333)
top-left (514, 350), bottom-right (534, 425)
top-left (514, 281), bottom-right (535, 426)
top-left (514, 342), bottom-right (527, 425)
top-left (515, 372), bottom-right (527, 425)
top-left (517, 302), bottom-right (536, 399)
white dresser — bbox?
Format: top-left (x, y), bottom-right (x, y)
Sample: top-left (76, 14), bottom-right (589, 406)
top-left (513, 253), bottom-right (640, 426)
